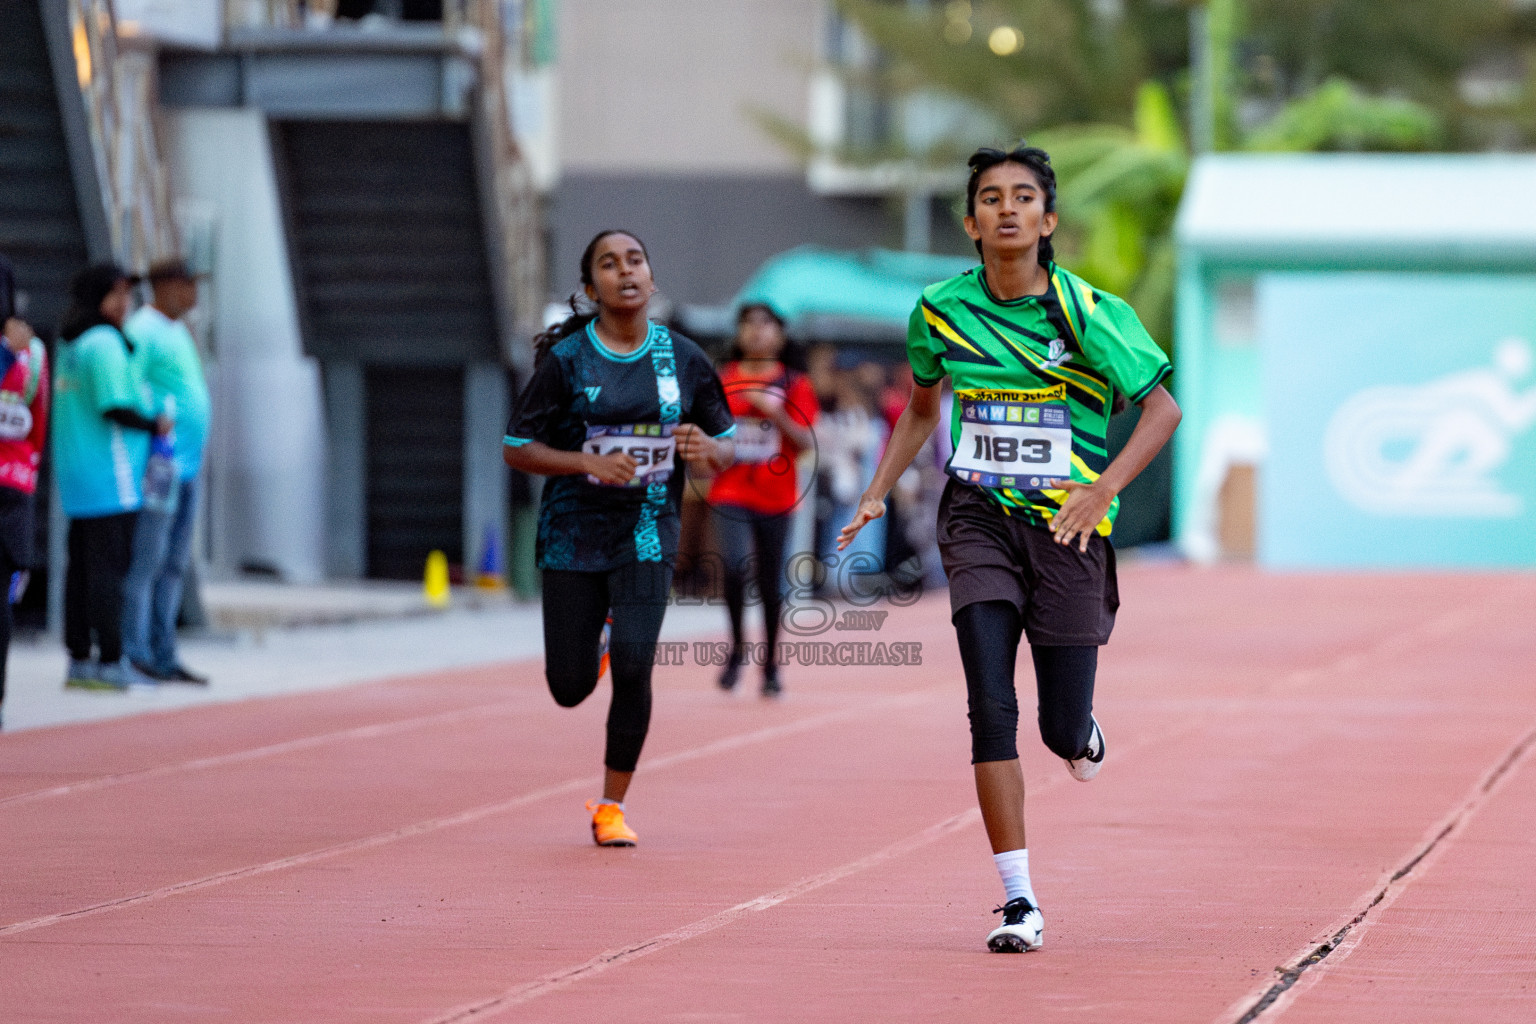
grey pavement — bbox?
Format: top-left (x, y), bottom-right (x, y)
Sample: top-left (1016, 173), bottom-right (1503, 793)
top-left (1, 584), bottom-right (739, 734)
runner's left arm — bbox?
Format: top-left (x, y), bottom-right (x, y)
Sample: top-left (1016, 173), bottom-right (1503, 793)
top-left (1050, 384), bottom-right (1180, 551)
top-left (1049, 294), bottom-right (1179, 551)
top-left (676, 352), bottom-right (736, 473)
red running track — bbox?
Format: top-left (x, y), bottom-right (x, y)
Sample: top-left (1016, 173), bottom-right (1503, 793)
top-left (1, 566), bottom-right (1533, 1023)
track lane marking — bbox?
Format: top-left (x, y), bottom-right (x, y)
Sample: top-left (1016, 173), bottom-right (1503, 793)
top-left (0, 689), bottom-right (942, 938)
top-left (0, 699), bottom-right (529, 809)
top-left (2, 593), bottom-right (1485, 810)
top-left (421, 808), bottom-right (984, 1023)
top-left (414, 716), bottom-right (1223, 1022)
top-left (1219, 720), bottom-right (1536, 1024)
top-left (0, 593), bottom-right (1489, 939)
top-left (3, 589), bottom-right (1499, 810)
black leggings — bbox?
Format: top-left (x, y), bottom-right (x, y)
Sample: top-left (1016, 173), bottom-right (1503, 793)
top-left (954, 600), bottom-right (1098, 764)
top-left (713, 507), bottom-right (789, 668)
top-left (542, 561), bottom-right (672, 773)
top-left (65, 512), bottom-right (138, 665)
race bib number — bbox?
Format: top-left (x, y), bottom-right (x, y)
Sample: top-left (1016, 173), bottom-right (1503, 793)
top-left (584, 423), bottom-right (676, 487)
top-left (948, 393), bottom-right (1071, 490)
top-left (0, 398), bottom-right (33, 441)
top-left (733, 417), bottom-right (781, 465)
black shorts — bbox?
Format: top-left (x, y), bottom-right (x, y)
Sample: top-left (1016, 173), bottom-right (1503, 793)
top-left (936, 479), bottom-right (1118, 646)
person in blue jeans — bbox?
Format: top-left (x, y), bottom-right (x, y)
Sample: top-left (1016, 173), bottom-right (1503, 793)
top-left (122, 259), bottom-right (211, 684)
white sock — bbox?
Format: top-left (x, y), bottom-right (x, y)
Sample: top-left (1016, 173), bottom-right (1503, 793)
top-left (595, 799), bottom-right (624, 811)
top-left (993, 849), bottom-right (1035, 906)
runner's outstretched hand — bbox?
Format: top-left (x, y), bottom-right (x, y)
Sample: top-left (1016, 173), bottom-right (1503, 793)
top-left (837, 495), bottom-right (886, 551)
top-left (1048, 479), bottom-right (1113, 552)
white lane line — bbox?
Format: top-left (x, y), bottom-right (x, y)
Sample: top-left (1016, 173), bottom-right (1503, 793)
top-left (422, 807), bottom-right (984, 1024)
top-left (0, 688), bottom-right (942, 938)
top-left (1261, 592), bottom-right (1515, 697)
top-left (1218, 721), bottom-right (1536, 1024)
top-left (0, 700), bottom-right (526, 810)
top-left (416, 705), bottom-right (1212, 1023)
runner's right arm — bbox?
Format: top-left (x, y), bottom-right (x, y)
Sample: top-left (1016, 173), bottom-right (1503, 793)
top-left (504, 441), bottom-right (636, 485)
top-left (837, 380), bottom-right (942, 550)
top-left (502, 339), bottom-right (637, 484)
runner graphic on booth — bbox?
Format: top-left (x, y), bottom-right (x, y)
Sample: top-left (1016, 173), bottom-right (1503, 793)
top-left (504, 230), bottom-right (736, 847)
top-left (838, 144), bottom-right (1180, 952)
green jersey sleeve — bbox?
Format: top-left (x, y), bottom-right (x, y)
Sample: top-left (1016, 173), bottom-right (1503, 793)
top-left (906, 300), bottom-right (945, 387)
top-left (1080, 294), bottom-right (1171, 404)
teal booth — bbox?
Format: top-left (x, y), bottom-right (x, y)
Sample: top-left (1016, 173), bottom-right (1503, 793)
top-left (1174, 155), bottom-right (1536, 568)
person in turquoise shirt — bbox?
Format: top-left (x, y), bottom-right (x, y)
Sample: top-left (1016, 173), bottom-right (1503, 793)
top-left (122, 259), bottom-right (211, 684)
top-left (53, 263), bottom-right (168, 690)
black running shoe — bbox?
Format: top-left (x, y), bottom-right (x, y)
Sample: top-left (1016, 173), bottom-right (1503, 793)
top-left (986, 897), bottom-right (1044, 952)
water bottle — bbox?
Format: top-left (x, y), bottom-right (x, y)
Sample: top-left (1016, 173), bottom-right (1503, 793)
top-left (142, 435), bottom-right (179, 515)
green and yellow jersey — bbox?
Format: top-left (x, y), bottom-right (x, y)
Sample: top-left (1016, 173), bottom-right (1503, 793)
top-left (906, 263), bottom-right (1171, 536)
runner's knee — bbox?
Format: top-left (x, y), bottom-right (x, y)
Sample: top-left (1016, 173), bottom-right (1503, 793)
top-left (546, 660), bottom-right (599, 708)
top-left (955, 600), bottom-right (1024, 764)
top-left (1031, 644), bottom-right (1097, 759)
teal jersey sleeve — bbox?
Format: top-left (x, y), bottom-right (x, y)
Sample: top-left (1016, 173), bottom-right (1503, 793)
top-left (906, 300), bottom-right (944, 387)
top-left (82, 327), bottom-right (144, 416)
top-left (1079, 294), bottom-right (1172, 404)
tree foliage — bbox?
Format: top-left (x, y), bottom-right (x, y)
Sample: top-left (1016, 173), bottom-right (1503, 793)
top-left (806, 0), bottom-right (1535, 345)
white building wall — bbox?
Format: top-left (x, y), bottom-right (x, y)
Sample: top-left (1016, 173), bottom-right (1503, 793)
top-left (163, 107), bottom-right (328, 582)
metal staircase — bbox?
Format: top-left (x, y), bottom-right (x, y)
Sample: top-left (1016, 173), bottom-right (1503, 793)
top-left (0, 1), bottom-right (100, 336)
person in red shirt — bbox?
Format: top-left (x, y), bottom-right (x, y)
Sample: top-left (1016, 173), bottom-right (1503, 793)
top-left (0, 254), bottom-right (50, 727)
top-left (708, 303), bottom-right (818, 696)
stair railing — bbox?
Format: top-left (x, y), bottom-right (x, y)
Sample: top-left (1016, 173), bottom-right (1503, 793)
top-left (69, 0), bottom-right (180, 270)
top-left (465, 0), bottom-right (546, 370)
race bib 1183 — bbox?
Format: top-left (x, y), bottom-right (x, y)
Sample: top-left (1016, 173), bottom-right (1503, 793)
top-left (947, 389), bottom-right (1072, 491)
top-left (584, 423), bottom-right (676, 487)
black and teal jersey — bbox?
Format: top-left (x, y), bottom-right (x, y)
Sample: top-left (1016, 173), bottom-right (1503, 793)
top-left (907, 263), bottom-right (1171, 536)
top-left (505, 321), bottom-right (736, 571)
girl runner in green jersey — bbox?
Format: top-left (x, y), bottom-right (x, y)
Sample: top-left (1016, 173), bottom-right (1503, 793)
top-left (838, 144), bottom-right (1181, 952)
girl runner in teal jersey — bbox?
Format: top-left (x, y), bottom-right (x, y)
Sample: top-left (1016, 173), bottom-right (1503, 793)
top-left (839, 145), bottom-right (1181, 951)
top-left (504, 230), bottom-right (736, 846)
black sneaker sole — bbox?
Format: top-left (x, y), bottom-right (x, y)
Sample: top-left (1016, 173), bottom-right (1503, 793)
top-left (987, 934), bottom-right (1032, 953)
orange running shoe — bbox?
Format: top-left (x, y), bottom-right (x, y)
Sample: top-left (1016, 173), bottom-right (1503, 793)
top-left (597, 615), bottom-right (613, 679)
top-left (586, 799), bottom-right (638, 847)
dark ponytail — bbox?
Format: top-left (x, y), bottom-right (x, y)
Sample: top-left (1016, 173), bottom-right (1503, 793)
top-left (531, 229), bottom-right (650, 366)
top-left (965, 143), bottom-right (1057, 266)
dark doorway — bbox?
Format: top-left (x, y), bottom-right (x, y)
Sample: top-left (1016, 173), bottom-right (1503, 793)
top-left (364, 366), bottom-right (464, 579)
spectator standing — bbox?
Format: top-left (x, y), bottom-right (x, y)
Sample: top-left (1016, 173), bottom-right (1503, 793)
top-left (122, 259), bottom-right (210, 684)
top-left (52, 264), bottom-right (167, 690)
top-left (816, 355), bottom-right (884, 580)
top-left (0, 255), bottom-right (50, 728)
top-left (708, 302), bottom-right (818, 697)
